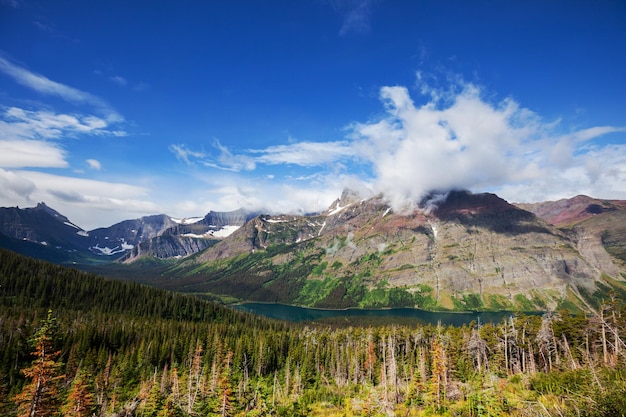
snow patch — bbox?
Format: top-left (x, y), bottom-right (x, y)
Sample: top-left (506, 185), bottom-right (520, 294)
top-left (382, 208), bottom-right (391, 217)
top-left (182, 225), bottom-right (241, 239)
top-left (266, 218), bottom-right (288, 223)
top-left (76, 230), bottom-right (89, 237)
top-left (317, 221), bottom-right (327, 236)
top-left (211, 225), bottom-right (240, 238)
top-left (64, 221), bottom-right (80, 230)
top-left (327, 202), bottom-right (351, 216)
top-left (171, 216), bottom-right (204, 225)
top-left (429, 221), bottom-right (439, 240)
top-left (91, 238), bottom-right (134, 256)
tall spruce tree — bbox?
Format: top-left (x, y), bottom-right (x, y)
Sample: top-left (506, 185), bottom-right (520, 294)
top-left (13, 310), bottom-right (64, 417)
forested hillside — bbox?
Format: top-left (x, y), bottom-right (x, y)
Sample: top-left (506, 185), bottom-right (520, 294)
top-left (1, 248), bottom-right (625, 416)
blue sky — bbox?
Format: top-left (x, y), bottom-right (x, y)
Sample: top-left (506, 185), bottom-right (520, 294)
top-left (0, 0), bottom-right (625, 229)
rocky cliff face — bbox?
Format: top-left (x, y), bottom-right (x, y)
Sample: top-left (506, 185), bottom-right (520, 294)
top-left (119, 208), bottom-right (255, 262)
top-left (121, 231), bottom-right (218, 261)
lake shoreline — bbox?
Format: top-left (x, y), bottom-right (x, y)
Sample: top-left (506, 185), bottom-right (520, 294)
top-left (231, 301), bottom-right (543, 325)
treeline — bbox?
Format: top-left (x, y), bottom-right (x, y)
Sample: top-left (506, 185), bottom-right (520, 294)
top-left (1, 248), bottom-right (625, 416)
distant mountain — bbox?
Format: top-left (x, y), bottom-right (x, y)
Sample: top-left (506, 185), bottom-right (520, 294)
top-left (517, 195), bottom-right (626, 267)
top-left (0, 203), bottom-right (91, 263)
top-left (0, 203), bottom-right (255, 263)
top-left (119, 209), bottom-right (256, 261)
top-left (516, 195), bottom-right (626, 228)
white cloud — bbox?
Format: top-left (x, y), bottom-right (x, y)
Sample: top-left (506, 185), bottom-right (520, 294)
top-left (252, 140), bottom-right (355, 166)
top-left (166, 76), bottom-right (625, 219)
top-left (347, 81), bottom-right (625, 210)
top-left (0, 106), bottom-right (126, 169)
top-left (86, 159), bottom-right (101, 170)
top-left (169, 144), bottom-right (206, 165)
top-left (0, 170), bottom-right (160, 229)
top-left (0, 168), bottom-right (36, 201)
top-left (0, 56), bottom-right (122, 122)
top-left (1, 107), bottom-right (116, 139)
top-left (0, 139), bottom-right (67, 168)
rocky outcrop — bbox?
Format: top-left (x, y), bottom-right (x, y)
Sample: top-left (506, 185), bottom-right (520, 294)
top-left (121, 232), bottom-right (217, 261)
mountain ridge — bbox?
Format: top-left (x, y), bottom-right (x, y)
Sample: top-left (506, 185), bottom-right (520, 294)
top-left (1, 191), bottom-right (625, 312)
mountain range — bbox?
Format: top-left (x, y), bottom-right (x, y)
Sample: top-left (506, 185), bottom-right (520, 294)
top-left (1, 190), bottom-right (625, 313)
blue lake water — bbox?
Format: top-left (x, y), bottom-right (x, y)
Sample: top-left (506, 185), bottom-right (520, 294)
top-left (233, 302), bottom-right (526, 326)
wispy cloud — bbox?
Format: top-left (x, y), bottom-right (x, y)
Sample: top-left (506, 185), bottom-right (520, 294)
top-left (86, 159), bottom-right (101, 170)
top-left (109, 75), bottom-right (128, 86)
top-left (330, 0), bottom-right (376, 36)
top-left (0, 0), bottom-right (22, 8)
top-left (252, 140), bottom-right (355, 166)
top-left (0, 140), bottom-right (66, 168)
top-left (170, 138), bottom-right (355, 172)
top-left (0, 55), bottom-right (122, 122)
top-left (0, 106), bottom-right (125, 169)
top-left (1, 107), bottom-right (123, 139)
top-left (169, 144), bottom-right (207, 165)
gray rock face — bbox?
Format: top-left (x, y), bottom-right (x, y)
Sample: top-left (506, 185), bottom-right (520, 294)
top-left (118, 209), bottom-right (256, 262)
top-left (87, 214), bottom-right (177, 256)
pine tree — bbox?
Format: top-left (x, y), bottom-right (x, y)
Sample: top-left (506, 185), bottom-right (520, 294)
top-left (62, 368), bottom-right (96, 417)
top-left (13, 310), bottom-right (65, 417)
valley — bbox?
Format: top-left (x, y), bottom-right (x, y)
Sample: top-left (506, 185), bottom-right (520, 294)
top-left (1, 190), bottom-right (625, 314)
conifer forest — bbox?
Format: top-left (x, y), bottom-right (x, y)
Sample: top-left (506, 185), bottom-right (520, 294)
top-left (1, 248), bottom-right (625, 416)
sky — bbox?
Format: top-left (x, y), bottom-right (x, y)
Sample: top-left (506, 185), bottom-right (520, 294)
top-left (0, 0), bottom-right (625, 230)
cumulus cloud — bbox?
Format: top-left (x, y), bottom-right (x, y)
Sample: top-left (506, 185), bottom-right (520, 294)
top-left (349, 82), bottom-right (625, 210)
top-left (173, 76), bottom-right (625, 214)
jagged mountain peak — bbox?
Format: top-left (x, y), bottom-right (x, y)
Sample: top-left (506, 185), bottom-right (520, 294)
top-left (32, 201), bottom-right (73, 224)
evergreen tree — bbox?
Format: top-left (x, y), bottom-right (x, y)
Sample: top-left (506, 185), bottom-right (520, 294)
top-left (13, 310), bottom-right (64, 417)
top-left (62, 368), bottom-right (96, 417)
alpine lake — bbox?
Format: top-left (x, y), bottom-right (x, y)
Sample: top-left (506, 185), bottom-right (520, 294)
top-left (232, 302), bottom-right (537, 326)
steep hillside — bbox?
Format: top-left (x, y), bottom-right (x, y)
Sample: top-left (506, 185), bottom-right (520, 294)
top-left (516, 195), bottom-right (626, 228)
top-left (165, 190), bottom-right (625, 312)
top-left (517, 195), bottom-right (626, 266)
